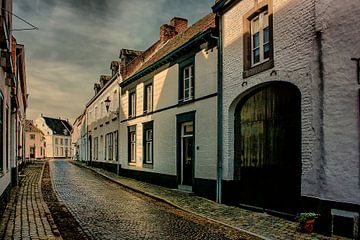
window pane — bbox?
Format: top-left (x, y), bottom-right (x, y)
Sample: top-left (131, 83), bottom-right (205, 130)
top-left (253, 48), bottom-right (260, 64)
top-left (253, 32), bottom-right (260, 48)
top-left (263, 27), bottom-right (269, 43)
top-left (252, 17), bottom-right (259, 33)
top-left (264, 43), bottom-right (270, 59)
top-left (184, 89), bottom-right (189, 99)
top-left (184, 67), bottom-right (189, 78)
top-left (263, 11), bottom-right (269, 27)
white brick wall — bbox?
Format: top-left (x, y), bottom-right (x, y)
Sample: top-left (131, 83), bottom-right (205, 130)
top-left (221, 0), bottom-right (360, 205)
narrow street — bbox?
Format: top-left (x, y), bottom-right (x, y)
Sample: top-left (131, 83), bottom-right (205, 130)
top-left (49, 160), bottom-right (244, 240)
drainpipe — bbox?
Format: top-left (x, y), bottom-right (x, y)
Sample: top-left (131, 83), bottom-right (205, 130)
top-left (212, 13), bottom-right (223, 204)
top-left (117, 74), bottom-right (121, 176)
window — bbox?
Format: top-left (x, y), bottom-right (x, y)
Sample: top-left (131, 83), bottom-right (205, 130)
top-left (0, 93), bottom-right (3, 173)
top-left (65, 139), bottom-right (68, 145)
top-left (56, 147), bottom-right (59, 156)
top-left (60, 138), bottom-right (63, 145)
top-left (179, 57), bottom-right (195, 102)
top-left (243, 0), bottom-right (273, 78)
top-left (55, 138), bottom-right (58, 145)
top-left (143, 122), bottom-right (153, 164)
top-left (129, 91), bottom-right (136, 118)
top-left (251, 11), bottom-right (269, 66)
top-left (128, 126), bottom-right (136, 163)
top-left (106, 133), bottom-right (113, 160)
top-left (30, 134), bottom-right (35, 140)
top-left (94, 137), bottom-right (98, 160)
top-left (60, 147), bottom-right (64, 156)
top-left (144, 84), bottom-right (153, 113)
top-left (114, 131), bottom-right (118, 161)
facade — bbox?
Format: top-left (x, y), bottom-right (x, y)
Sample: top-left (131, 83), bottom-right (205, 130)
top-left (71, 111), bottom-right (86, 160)
top-left (213, 0), bottom-right (360, 237)
top-left (35, 115), bottom-right (72, 159)
top-left (0, 0), bottom-right (28, 216)
top-left (25, 120), bottom-right (45, 159)
top-left (85, 61), bottom-right (120, 171)
top-left (118, 15), bottom-right (218, 197)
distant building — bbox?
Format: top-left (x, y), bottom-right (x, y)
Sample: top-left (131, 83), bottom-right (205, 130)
top-left (35, 115), bottom-right (72, 158)
top-left (25, 120), bottom-right (45, 159)
top-left (71, 110), bottom-right (86, 161)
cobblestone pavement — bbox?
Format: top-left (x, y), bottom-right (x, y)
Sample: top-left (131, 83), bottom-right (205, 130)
top-left (50, 159), bottom-right (255, 240)
top-left (0, 161), bottom-right (62, 240)
top-left (71, 161), bottom-right (350, 240)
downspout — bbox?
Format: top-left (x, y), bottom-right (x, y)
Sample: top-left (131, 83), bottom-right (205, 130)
top-left (117, 73), bottom-right (121, 176)
top-left (212, 13), bottom-right (223, 204)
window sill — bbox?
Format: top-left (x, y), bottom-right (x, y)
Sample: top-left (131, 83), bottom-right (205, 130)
top-left (178, 98), bottom-right (195, 106)
top-left (143, 163), bottom-right (153, 169)
top-left (243, 59), bottom-right (274, 78)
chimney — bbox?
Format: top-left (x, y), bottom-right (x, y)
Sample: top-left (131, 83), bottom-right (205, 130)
top-left (170, 17), bottom-right (188, 34)
top-left (100, 75), bottom-right (111, 87)
top-left (119, 49), bottom-right (143, 77)
top-left (160, 24), bottom-right (177, 43)
top-left (94, 83), bottom-right (101, 95)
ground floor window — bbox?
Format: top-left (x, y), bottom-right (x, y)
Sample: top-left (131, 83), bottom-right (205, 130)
top-left (106, 132), bottom-right (113, 160)
top-left (128, 126), bottom-right (136, 163)
top-left (94, 137), bottom-right (98, 160)
top-left (114, 131), bottom-right (118, 161)
top-left (143, 121), bottom-right (153, 164)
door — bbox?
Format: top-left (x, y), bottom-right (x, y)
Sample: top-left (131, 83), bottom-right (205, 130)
top-left (180, 122), bottom-right (194, 187)
top-left (30, 147), bottom-right (35, 158)
top-left (234, 83), bottom-right (301, 213)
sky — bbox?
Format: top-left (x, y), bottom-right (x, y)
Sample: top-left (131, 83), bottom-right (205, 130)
top-left (12, 0), bottom-right (215, 124)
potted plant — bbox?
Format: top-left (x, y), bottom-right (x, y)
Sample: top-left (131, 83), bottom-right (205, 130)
top-left (297, 212), bottom-right (319, 233)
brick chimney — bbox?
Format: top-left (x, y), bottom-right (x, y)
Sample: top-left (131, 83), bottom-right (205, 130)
top-left (100, 75), bottom-right (111, 87)
top-left (160, 24), bottom-right (177, 43)
top-left (170, 17), bottom-right (188, 34)
top-left (94, 83), bottom-right (101, 95)
top-left (119, 49), bottom-right (143, 77)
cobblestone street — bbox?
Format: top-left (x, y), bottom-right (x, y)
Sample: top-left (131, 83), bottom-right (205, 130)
top-left (50, 159), bottom-right (253, 240)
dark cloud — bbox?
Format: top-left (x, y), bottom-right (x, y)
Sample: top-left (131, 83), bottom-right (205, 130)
top-left (12, 0), bottom-right (214, 123)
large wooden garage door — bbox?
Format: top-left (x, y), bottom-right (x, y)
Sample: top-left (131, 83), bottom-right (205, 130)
top-left (234, 83), bottom-right (301, 214)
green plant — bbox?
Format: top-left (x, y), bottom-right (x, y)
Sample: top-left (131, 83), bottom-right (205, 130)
top-left (297, 212), bottom-right (319, 223)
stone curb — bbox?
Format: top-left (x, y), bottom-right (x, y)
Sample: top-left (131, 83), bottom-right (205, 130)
top-left (70, 161), bottom-right (270, 240)
top-left (39, 161), bottom-right (63, 240)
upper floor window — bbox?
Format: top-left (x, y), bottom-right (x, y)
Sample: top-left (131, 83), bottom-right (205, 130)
top-left (60, 138), bottom-right (63, 145)
top-left (129, 91), bottom-right (136, 118)
top-left (179, 57), bottom-right (195, 102)
top-left (243, 0), bottom-right (273, 78)
top-left (144, 84), bottom-right (153, 113)
top-left (30, 134), bottom-right (35, 140)
top-left (251, 11), bottom-right (269, 66)
top-left (65, 139), bottom-right (68, 145)
top-left (55, 138), bottom-right (58, 145)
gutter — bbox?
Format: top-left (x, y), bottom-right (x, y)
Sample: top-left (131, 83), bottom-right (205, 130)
top-left (120, 28), bottom-right (215, 88)
top-left (211, 13), bottom-right (224, 204)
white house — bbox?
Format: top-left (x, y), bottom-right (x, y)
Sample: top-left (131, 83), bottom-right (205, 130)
top-left (118, 14), bottom-right (218, 198)
top-left (213, 0), bottom-right (360, 237)
top-left (35, 115), bottom-right (72, 159)
top-left (85, 61), bottom-right (121, 172)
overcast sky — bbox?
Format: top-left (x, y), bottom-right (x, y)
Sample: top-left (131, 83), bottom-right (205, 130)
top-left (12, 0), bottom-right (214, 124)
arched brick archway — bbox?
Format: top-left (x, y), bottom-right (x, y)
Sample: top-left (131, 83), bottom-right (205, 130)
top-left (234, 82), bottom-right (301, 213)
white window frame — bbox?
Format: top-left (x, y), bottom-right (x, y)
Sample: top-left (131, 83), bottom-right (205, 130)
top-left (129, 92), bottom-right (136, 118)
top-left (251, 10), bottom-right (269, 66)
top-left (183, 65), bottom-right (194, 101)
top-left (130, 131), bottom-right (136, 163)
top-left (145, 84), bottom-right (153, 113)
top-left (145, 129), bottom-right (153, 164)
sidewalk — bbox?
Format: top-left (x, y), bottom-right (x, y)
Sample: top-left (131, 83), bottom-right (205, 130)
top-left (72, 161), bottom-right (349, 240)
top-left (0, 161), bottom-right (62, 240)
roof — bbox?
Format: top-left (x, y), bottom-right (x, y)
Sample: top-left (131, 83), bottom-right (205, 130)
top-left (25, 120), bottom-right (43, 134)
top-left (120, 13), bottom-right (216, 87)
top-left (43, 116), bottom-right (73, 135)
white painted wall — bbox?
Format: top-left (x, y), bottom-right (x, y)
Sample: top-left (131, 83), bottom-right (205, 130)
top-left (119, 48), bottom-right (218, 179)
top-left (221, 0), bottom-right (360, 204)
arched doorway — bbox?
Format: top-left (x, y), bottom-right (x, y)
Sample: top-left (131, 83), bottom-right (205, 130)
top-left (234, 82), bottom-right (301, 214)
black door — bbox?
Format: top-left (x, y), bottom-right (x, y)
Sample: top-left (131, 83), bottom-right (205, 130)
top-left (234, 83), bottom-right (301, 213)
top-left (182, 136), bottom-right (193, 186)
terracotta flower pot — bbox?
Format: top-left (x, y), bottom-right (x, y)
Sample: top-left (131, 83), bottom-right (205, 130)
top-left (301, 219), bottom-right (315, 233)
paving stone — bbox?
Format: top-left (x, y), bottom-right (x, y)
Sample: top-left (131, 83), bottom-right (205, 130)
top-left (72, 160), bottom-right (351, 240)
top-left (0, 161), bottom-right (62, 240)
